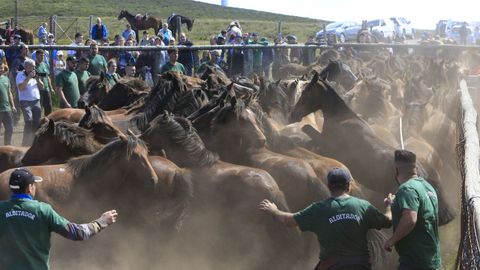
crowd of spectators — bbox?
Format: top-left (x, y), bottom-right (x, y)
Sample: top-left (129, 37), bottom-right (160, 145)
top-left (0, 16), bottom-right (318, 146)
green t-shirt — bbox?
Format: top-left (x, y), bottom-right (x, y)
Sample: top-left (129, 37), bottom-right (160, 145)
top-left (160, 62), bottom-right (186, 74)
top-left (105, 72), bottom-right (121, 87)
top-left (88, 54), bottom-right (108, 76)
top-left (294, 196), bottom-right (390, 260)
top-left (392, 177), bottom-right (441, 269)
top-left (0, 197), bottom-right (70, 270)
top-left (56, 69), bottom-right (80, 108)
top-left (36, 61), bottom-right (50, 91)
top-left (0, 75), bottom-right (12, 112)
top-left (75, 69), bottom-right (91, 95)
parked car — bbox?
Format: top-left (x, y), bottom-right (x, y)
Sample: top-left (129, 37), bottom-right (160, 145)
top-left (446, 24), bottom-right (475, 45)
top-left (390, 17), bottom-right (415, 39)
top-left (367, 19), bottom-right (395, 42)
top-left (316, 21), bottom-right (361, 43)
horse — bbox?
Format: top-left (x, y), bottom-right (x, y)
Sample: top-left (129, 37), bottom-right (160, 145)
top-left (0, 146), bottom-right (29, 173)
top-left (118, 10), bottom-right (162, 42)
top-left (21, 119), bottom-right (103, 166)
top-left (0, 27), bottom-right (34, 44)
top-left (78, 105), bottom-right (126, 144)
top-left (139, 112), bottom-right (305, 270)
top-left (290, 72), bottom-right (455, 226)
top-left (167, 14), bottom-right (194, 38)
top-left (79, 73), bottom-right (150, 110)
top-left (128, 72), bottom-right (208, 131)
top-left (0, 134), bottom-right (158, 217)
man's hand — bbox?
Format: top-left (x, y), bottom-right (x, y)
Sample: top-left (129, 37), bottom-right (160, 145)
top-left (27, 70), bottom-right (36, 79)
top-left (96, 210), bottom-right (118, 228)
top-left (11, 106), bottom-right (17, 113)
top-left (384, 238), bottom-right (395, 252)
top-left (258, 199), bottom-right (278, 213)
top-left (63, 102), bottom-right (72, 108)
top-left (384, 193), bottom-right (395, 207)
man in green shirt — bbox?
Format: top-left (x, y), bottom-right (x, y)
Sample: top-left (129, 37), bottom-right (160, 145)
top-left (259, 168), bottom-right (393, 270)
top-left (87, 42), bottom-right (108, 76)
top-left (0, 62), bottom-right (16, 145)
top-left (161, 47), bottom-right (186, 74)
top-left (35, 49), bottom-right (53, 116)
top-left (0, 168), bottom-right (118, 270)
top-left (385, 150), bottom-right (441, 270)
top-left (56, 56), bottom-right (80, 108)
top-left (75, 57), bottom-right (91, 96)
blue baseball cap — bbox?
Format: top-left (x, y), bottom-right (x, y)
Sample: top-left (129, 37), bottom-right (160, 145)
top-left (9, 168), bottom-right (43, 191)
top-left (327, 168), bottom-right (352, 186)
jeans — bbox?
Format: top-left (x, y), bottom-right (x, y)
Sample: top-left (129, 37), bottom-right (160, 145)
top-left (0, 111), bottom-right (14, 145)
top-left (19, 99), bottom-right (41, 146)
top-left (40, 90), bottom-right (52, 116)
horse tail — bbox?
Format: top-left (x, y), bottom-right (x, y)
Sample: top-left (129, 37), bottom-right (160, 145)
top-left (367, 229), bottom-right (397, 270)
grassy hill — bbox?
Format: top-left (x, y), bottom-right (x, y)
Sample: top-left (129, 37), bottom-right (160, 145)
top-left (0, 0), bottom-right (328, 44)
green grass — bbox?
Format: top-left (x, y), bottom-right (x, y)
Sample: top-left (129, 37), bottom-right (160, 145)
top-left (0, 0), bottom-right (328, 44)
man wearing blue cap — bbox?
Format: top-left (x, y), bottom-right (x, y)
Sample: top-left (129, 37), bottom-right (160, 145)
top-left (0, 168), bottom-right (118, 270)
top-left (259, 167), bottom-right (393, 270)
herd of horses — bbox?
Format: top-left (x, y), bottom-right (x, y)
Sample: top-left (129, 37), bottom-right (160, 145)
top-left (0, 45), bottom-right (468, 269)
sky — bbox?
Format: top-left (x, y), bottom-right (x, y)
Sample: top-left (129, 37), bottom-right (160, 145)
top-left (194, 0), bottom-right (478, 29)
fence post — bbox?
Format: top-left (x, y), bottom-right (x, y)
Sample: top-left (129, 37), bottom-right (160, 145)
top-left (176, 16), bottom-right (182, 38)
top-left (51, 15), bottom-right (57, 38)
top-left (14, 0), bottom-right (18, 27)
top-left (277, 21), bottom-right (282, 37)
top-left (88, 16), bottom-right (93, 37)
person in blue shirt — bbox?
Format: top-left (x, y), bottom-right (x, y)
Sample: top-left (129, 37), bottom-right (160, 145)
top-left (91, 17), bottom-right (108, 41)
top-left (122, 24), bottom-right (136, 41)
top-left (37, 22), bottom-right (49, 44)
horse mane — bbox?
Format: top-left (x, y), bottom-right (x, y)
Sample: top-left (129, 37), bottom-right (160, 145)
top-left (129, 73), bottom-right (187, 130)
top-left (86, 75), bottom-right (111, 93)
top-left (117, 78), bottom-right (150, 93)
top-left (68, 135), bottom-right (147, 178)
top-left (79, 105), bottom-right (114, 128)
top-left (317, 77), bottom-right (361, 122)
top-left (212, 98), bottom-right (246, 127)
top-left (146, 114), bottom-right (219, 168)
top-left (37, 120), bottom-right (102, 155)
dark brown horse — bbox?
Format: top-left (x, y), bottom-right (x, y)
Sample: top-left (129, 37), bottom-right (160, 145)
top-left (78, 73), bottom-right (150, 110)
top-left (21, 119), bottom-right (103, 166)
top-left (118, 10), bottom-right (162, 41)
top-left (167, 14), bottom-right (194, 38)
top-left (0, 146), bottom-right (28, 173)
top-left (79, 105), bottom-right (126, 144)
top-left (140, 113), bottom-right (305, 270)
top-left (0, 27), bottom-right (34, 44)
top-left (290, 72), bottom-right (455, 225)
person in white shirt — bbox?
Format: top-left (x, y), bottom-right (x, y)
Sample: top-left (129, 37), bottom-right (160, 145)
top-left (68, 32), bottom-right (83, 57)
top-left (16, 58), bottom-right (42, 146)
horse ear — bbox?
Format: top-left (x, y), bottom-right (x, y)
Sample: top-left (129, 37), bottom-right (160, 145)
top-left (85, 105), bottom-right (91, 115)
top-left (47, 118), bottom-right (55, 133)
top-left (230, 96), bottom-right (237, 107)
top-left (311, 71), bottom-right (319, 83)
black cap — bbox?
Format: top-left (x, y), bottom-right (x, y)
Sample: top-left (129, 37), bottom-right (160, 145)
top-left (327, 168), bottom-right (352, 186)
top-left (9, 168), bottom-right (43, 191)
top-left (66, 55), bottom-right (77, 62)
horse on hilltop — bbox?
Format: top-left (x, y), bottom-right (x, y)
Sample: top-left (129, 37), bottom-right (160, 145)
top-left (118, 10), bottom-right (162, 41)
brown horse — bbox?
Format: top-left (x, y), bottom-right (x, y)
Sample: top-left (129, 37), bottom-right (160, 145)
top-left (118, 10), bottom-right (162, 41)
top-left (0, 146), bottom-right (29, 173)
top-left (140, 113), bottom-right (305, 270)
top-left (290, 72), bottom-right (455, 225)
top-left (0, 27), bottom-right (34, 44)
top-left (0, 135), bottom-right (158, 217)
top-left (80, 74), bottom-right (150, 110)
top-left (78, 105), bottom-right (125, 144)
top-left (167, 14), bottom-right (194, 38)
top-left (21, 119), bottom-right (103, 166)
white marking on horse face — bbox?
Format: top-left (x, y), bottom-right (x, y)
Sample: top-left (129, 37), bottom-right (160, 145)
top-left (58, 168), bottom-right (65, 173)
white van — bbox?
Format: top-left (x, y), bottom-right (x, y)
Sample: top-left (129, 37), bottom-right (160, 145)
top-left (367, 19), bottom-right (395, 42)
